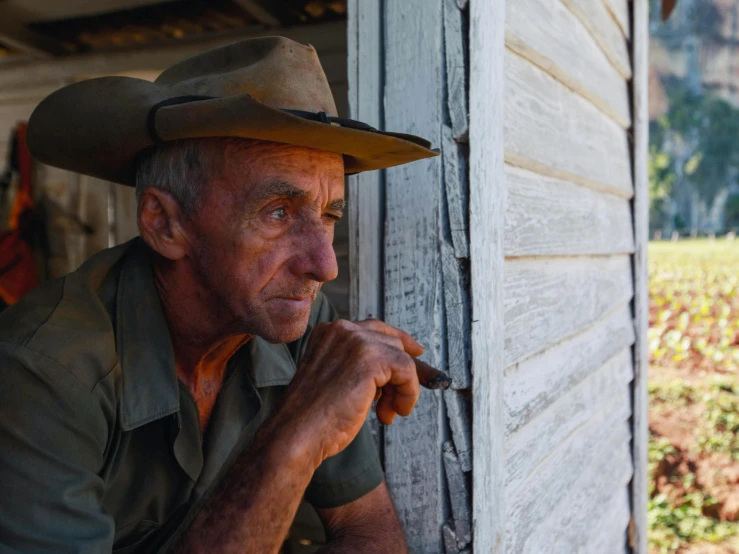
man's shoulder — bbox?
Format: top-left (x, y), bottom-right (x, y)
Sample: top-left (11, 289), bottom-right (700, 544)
top-left (0, 242), bottom-right (132, 392)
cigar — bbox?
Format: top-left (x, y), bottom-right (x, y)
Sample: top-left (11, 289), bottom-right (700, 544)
top-left (415, 358), bottom-right (453, 390)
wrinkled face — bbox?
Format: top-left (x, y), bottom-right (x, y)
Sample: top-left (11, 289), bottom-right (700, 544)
top-left (188, 141), bottom-right (344, 343)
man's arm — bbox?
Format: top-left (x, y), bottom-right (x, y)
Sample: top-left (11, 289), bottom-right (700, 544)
top-left (175, 318), bottom-right (443, 554)
top-left (315, 482), bottom-right (407, 554)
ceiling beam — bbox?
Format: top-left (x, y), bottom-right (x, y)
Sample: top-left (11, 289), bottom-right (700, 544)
top-left (232, 0), bottom-right (282, 27)
top-left (0, 4), bottom-right (65, 57)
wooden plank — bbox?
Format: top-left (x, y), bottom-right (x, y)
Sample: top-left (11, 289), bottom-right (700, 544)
top-left (0, 22), bottom-right (347, 92)
top-left (0, 4), bottom-right (65, 57)
top-left (505, 0), bottom-right (630, 128)
top-left (347, 0), bottom-right (383, 323)
top-left (347, 0), bottom-right (384, 449)
top-left (505, 410), bottom-right (631, 553)
top-left (505, 304), bottom-right (635, 437)
top-left (232, 0), bottom-right (281, 27)
top-left (443, 0), bottom-right (469, 141)
top-left (505, 348), bottom-right (633, 495)
top-left (520, 429), bottom-right (633, 554)
top-left (441, 242), bottom-right (471, 389)
top-left (504, 165), bottom-right (635, 257)
top-left (0, 83), bottom-right (64, 105)
top-left (382, 1), bottom-right (446, 551)
top-left (442, 125), bottom-right (469, 259)
top-left (443, 442), bottom-right (472, 548)
top-left (444, 389), bottom-right (472, 472)
top-left (504, 49), bottom-right (633, 198)
top-left (631, 1), bottom-right (650, 552)
top-left (604, 0), bottom-right (631, 40)
top-left (469, 0), bottom-right (506, 551)
top-left (443, 522), bottom-right (461, 554)
top-left (560, 0), bottom-right (632, 79)
top-left (113, 183), bottom-right (139, 245)
top-left (503, 255), bottom-right (634, 367)
top-left (587, 487), bottom-right (631, 554)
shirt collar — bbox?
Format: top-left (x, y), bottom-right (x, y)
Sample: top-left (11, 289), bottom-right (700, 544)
top-left (115, 239), bottom-right (298, 431)
top-left (116, 240), bottom-right (180, 431)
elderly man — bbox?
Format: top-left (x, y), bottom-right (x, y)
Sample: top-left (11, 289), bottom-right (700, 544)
top-left (0, 37), bottom-right (445, 553)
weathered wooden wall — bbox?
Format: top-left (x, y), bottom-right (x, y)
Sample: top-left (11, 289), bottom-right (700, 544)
top-left (348, 1), bottom-right (474, 552)
top-left (501, 0), bottom-right (637, 552)
top-left (0, 22), bottom-right (351, 315)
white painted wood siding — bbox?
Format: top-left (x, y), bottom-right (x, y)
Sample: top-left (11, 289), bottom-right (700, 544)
top-left (501, 1), bottom-right (636, 551)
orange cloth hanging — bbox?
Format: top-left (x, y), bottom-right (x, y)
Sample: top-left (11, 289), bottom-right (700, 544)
top-left (0, 123), bottom-right (39, 307)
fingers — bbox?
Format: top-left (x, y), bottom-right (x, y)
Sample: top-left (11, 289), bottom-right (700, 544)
top-left (373, 346), bottom-right (420, 425)
top-left (357, 318), bottom-right (425, 357)
top-left (376, 385), bottom-right (397, 425)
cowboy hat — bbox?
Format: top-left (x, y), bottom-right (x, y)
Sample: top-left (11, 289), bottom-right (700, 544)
top-left (27, 36), bottom-right (439, 187)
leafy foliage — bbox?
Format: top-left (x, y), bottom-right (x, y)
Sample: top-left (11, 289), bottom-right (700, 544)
top-left (651, 83), bottom-right (739, 207)
top-left (648, 240), bottom-right (739, 553)
top-left (649, 240), bottom-right (739, 372)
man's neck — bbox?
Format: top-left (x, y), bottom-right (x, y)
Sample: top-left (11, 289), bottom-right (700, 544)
top-left (152, 257), bottom-right (251, 419)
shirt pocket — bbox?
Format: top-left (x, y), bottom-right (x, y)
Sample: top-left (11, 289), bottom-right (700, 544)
top-left (113, 519), bottom-right (160, 553)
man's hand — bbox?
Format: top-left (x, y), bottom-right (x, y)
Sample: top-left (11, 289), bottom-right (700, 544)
top-left (272, 318), bottom-right (449, 467)
top-left (174, 318), bottom-right (449, 554)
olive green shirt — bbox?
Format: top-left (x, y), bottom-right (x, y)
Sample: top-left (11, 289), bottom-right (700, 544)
top-left (0, 238), bottom-right (383, 554)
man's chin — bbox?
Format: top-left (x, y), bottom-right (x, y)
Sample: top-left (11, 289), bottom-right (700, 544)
top-left (256, 307), bottom-right (313, 344)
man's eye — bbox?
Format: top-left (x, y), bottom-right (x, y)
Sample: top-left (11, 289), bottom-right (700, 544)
top-left (325, 212), bottom-right (343, 223)
top-left (268, 207), bottom-right (288, 220)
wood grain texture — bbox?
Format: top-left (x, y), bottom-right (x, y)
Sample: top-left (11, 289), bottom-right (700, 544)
top-left (520, 427), bottom-right (633, 554)
top-left (505, 407), bottom-right (632, 553)
top-left (469, 0), bottom-right (506, 551)
top-left (382, 1), bottom-right (446, 551)
top-left (631, 0), bottom-right (650, 552)
top-left (505, 50), bottom-right (633, 198)
top-left (588, 486), bottom-right (631, 554)
top-left (443, 442), bottom-right (472, 548)
top-left (444, 389), bottom-right (472, 472)
top-left (444, 0), bottom-right (469, 141)
top-left (504, 165), bottom-right (635, 257)
top-left (346, 0), bottom-right (383, 449)
top-left (604, 0), bottom-right (631, 40)
top-left (441, 241), bottom-right (471, 389)
top-left (505, 348), bottom-right (633, 495)
top-left (560, 0), bottom-right (632, 79)
top-left (504, 303), bottom-right (635, 437)
top-left (503, 255), bottom-right (634, 367)
top-left (347, 0), bottom-right (383, 323)
top-left (505, 0), bottom-right (630, 128)
top-left (442, 125), bottom-right (469, 259)
top-left (443, 522), bottom-right (461, 554)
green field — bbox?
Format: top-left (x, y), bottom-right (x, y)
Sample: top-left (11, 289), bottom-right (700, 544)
top-left (649, 240), bottom-right (739, 554)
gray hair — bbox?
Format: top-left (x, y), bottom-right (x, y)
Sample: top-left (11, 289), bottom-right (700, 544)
top-left (135, 139), bottom-right (220, 217)
top-left (135, 138), bottom-right (249, 217)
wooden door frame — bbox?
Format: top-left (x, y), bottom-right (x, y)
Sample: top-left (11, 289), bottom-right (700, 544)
top-left (631, 0), bottom-right (650, 551)
top-left (348, 0), bottom-right (508, 551)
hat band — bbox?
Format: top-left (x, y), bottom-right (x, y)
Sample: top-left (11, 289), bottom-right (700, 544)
top-left (147, 95), bottom-right (380, 144)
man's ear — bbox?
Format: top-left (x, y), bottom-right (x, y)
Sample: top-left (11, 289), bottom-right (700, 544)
top-left (137, 187), bottom-right (191, 261)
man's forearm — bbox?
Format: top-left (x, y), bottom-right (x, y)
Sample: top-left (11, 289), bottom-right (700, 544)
top-left (173, 419), bottom-right (317, 554)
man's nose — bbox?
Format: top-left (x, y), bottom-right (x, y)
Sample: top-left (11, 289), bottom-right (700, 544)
top-left (294, 225), bottom-right (339, 283)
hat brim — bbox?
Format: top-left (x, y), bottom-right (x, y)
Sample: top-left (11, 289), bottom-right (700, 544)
top-left (27, 77), bottom-right (439, 187)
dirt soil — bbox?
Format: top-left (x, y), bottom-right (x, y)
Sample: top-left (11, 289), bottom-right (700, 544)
top-left (650, 366), bottom-right (739, 553)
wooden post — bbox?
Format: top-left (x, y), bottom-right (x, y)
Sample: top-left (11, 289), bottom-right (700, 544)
top-left (347, 0), bottom-right (384, 324)
top-left (470, 0), bottom-right (506, 552)
top-left (382, 0), bottom-right (446, 551)
top-left (346, 0), bottom-right (384, 450)
top-left (631, 0), bottom-right (650, 552)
